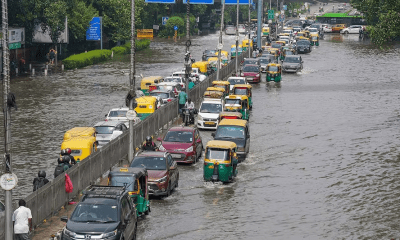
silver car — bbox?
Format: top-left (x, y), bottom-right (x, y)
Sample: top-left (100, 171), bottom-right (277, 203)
top-left (94, 121), bottom-right (128, 148)
top-left (149, 90), bottom-right (176, 104)
top-left (282, 55), bottom-right (303, 73)
top-left (259, 58), bottom-right (272, 72)
top-left (225, 25), bottom-right (236, 35)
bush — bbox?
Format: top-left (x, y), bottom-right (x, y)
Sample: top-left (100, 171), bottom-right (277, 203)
top-left (111, 39), bottom-right (151, 55)
top-left (63, 49), bottom-right (112, 69)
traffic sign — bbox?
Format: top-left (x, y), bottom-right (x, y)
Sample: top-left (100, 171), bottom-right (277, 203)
top-left (268, 9), bottom-right (274, 15)
top-left (9, 42), bottom-right (21, 50)
top-left (86, 17), bottom-right (102, 41)
top-left (183, 0), bottom-right (214, 3)
top-left (268, 14), bottom-right (274, 20)
top-left (146, 0), bottom-right (175, 3)
top-left (126, 110), bottom-right (137, 120)
top-left (224, 0), bottom-right (253, 5)
top-left (174, 26), bottom-right (178, 30)
top-left (0, 173), bottom-right (18, 190)
top-left (283, 5), bottom-right (287, 10)
top-left (162, 17), bottom-right (169, 25)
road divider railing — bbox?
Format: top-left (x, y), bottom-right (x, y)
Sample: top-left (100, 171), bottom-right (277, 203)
top-left (23, 48), bottom-right (250, 229)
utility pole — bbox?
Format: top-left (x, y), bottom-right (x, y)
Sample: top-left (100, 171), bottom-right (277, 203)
top-left (248, 0), bottom-right (251, 58)
top-left (2, 0), bottom-right (13, 238)
top-left (184, 0), bottom-right (190, 96)
top-left (128, 0), bottom-right (136, 162)
top-left (235, 0), bottom-right (239, 75)
top-left (216, 0), bottom-right (225, 80)
top-left (257, 0), bottom-right (262, 49)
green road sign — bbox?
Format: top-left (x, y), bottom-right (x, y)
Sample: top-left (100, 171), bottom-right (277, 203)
top-left (268, 10), bottom-right (274, 15)
top-left (9, 42), bottom-right (21, 50)
top-left (268, 14), bottom-right (274, 19)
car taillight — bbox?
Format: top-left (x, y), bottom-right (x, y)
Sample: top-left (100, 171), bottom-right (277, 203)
top-left (167, 99), bottom-right (172, 102)
top-left (225, 164), bottom-right (231, 167)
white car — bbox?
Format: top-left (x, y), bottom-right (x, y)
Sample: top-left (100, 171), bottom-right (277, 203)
top-left (156, 82), bottom-right (183, 97)
top-left (238, 24), bottom-right (246, 34)
top-left (191, 68), bottom-right (207, 82)
top-left (227, 77), bottom-right (248, 91)
top-left (308, 28), bottom-right (319, 35)
top-left (94, 121), bottom-right (128, 148)
top-left (321, 24), bottom-right (332, 33)
top-left (340, 25), bottom-right (362, 34)
top-left (105, 107), bottom-right (141, 127)
top-left (197, 98), bottom-right (224, 130)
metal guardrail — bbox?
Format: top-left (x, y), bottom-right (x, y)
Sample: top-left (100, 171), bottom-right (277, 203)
top-left (24, 48), bottom-right (250, 228)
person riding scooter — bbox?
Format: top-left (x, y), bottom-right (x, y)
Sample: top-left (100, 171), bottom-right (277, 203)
top-left (142, 136), bottom-right (158, 151)
top-left (183, 98), bottom-right (195, 124)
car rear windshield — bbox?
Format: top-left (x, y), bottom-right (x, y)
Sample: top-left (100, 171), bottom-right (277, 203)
top-left (271, 44), bottom-right (281, 48)
top-left (215, 125), bottom-right (245, 139)
top-left (206, 148), bottom-right (229, 160)
top-left (243, 60), bottom-right (258, 65)
top-left (130, 157), bottom-right (166, 170)
top-left (95, 126), bottom-right (115, 134)
top-left (228, 78), bottom-right (245, 85)
top-left (150, 92), bottom-right (169, 99)
top-left (234, 88), bottom-right (247, 95)
top-left (243, 66), bottom-right (259, 73)
top-left (259, 58), bottom-right (270, 64)
top-left (200, 103), bottom-right (222, 113)
top-left (284, 57), bottom-right (300, 63)
top-left (110, 176), bottom-right (135, 192)
top-left (158, 86), bottom-right (173, 91)
top-left (108, 110), bottom-right (127, 118)
top-left (165, 77), bottom-right (181, 83)
top-left (297, 41), bottom-right (310, 45)
top-left (71, 203), bottom-right (118, 223)
top-left (164, 131), bottom-right (193, 143)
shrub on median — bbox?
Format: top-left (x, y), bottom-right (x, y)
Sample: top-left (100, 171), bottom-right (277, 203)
top-left (111, 39), bottom-right (151, 55)
top-left (63, 50), bottom-right (112, 69)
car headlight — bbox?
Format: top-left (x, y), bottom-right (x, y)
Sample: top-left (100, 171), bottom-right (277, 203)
top-left (159, 144), bottom-right (165, 151)
top-left (185, 146), bottom-right (193, 152)
top-left (197, 115), bottom-right (203, 121)
top-left (63, 228), bottom-right (76, 238)
top-left (237, 147), bottom-right (245, 152)
top-left (156, 176), bottom-right (167, 183)
top-left (101, 230), bottom-right (117, 238)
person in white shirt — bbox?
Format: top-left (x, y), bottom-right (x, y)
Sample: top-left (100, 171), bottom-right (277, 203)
top-left (12, 199), bottom-right (32, 240)
top-left (184, 98), bottom-right (195, 109)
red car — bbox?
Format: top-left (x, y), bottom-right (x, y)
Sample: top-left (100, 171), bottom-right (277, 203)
top-left (157, 126), bottom-right (203, 163)
top-left (241, 64), bottom-right (261, 83)
top-left (130, 151), bottom-right (179, 197)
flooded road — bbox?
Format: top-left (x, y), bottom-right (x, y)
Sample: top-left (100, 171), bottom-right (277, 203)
top-left (2, 32), bottom-right (400, 239)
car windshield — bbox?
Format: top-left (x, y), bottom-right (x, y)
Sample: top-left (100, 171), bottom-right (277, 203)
top-left (310, 28), bottom-right (318, 32)
top-left (234, 88), bottom-right (247, 95)
top-left (70, 203), bottom-right (118, 223)
top-left (164, 78), bottom-right (181, 83)
top-left (130, 157), bottom-right (166, 170)
top-left (200, 103), bottom-right (222, 113)
top-left (268, 66), bottom-right (278, 72)
top-left (110, 176), bottom-right (135, 192)
top-left (243, 66), bottom-right (259, 73)
top-left (164, 131), bottom-right (193, 143)
top-left (108, 110), bottom-right (127, 118)
top-left (95, 126), bottom-right (115, 134)
top-left (286, 51), bottom-right (294, 55)
top-left (271, 44), bottom-right (281, 48)
top-left (214, 85), bottom-right (226, 89)
top-left (283, 30), bottom-right (291, 34)
top-left (259, 58), bottom-right (270, 64)
top-left (206, 148), bottom-right (229, 160)
top-left (297, 41), bottom-right (310, 46)
top-left (225, 99), bottom-right (240, 105)
top-left (150, 92), bottom-right (169, 99)
top-left (215, 126), bottom-right (245, 139)
top-left (157, 85), bottom-right (173, 91)
top-left (228, 78), bottom-right (245, 85)
top-left (243, 60), bottom-right (258, 65)
top-left (285, 57), bottom-right (300, 63)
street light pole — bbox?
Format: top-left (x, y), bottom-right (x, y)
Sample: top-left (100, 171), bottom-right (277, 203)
top-left (248, 0), bottom-right (251, 58)
top-left (185, 0), bottom-right (190, 96)
top-left (235, 0), bottom-right (239, 75)
top-left (216, 0), bottom-right (225, 80)
top-left (128, 0), bottom-right (136, 162)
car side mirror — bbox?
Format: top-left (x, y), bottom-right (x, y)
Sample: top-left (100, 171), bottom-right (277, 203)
top-left (157, 137), bottom-right (162, 141)
top-left (211, 132), bottom-right (215, 137)
top-left (61, 216), bottom-right (68, 222)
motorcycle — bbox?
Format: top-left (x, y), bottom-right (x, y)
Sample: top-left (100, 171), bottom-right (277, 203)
top-left (181, 108), bottom-right (195, 126)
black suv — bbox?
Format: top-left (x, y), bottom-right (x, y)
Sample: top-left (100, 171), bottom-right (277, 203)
top-left (61, 186), bottom-right (137, 240)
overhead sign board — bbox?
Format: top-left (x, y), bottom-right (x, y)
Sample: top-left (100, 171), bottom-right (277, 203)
top-left (224, 0), bottom-right (253, 4)
top-left (162, 17), bottom-right (169, 25)
top-left (183, 0), bottom-right (214, 4)
top-left (86, 17), bottom-right (101, 41)
top-left (283, 5), bottom-right (287, 10)
top-left (9, 42), bottom-right (21, 50)
top-left (146, 0), bottom-right (175, 3)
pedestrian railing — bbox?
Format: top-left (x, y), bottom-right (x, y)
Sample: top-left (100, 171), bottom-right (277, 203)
top-left (24, 48), bottom-right (250, 228)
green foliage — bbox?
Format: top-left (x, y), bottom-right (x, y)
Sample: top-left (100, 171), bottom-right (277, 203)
top-left (67, 0), bottom-right (99, 42)
top-left (63, 50), bottom-right (112, 69)
top-left (163, 16), bottom-right (185, 36)
top-left (44, 1), bottom-right (68, 44)
top-left (111, 39), bottom-right (151, 55)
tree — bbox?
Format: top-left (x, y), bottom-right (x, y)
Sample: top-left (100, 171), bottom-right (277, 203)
top-left (44, 1), bottom-right (68, 45)
top-left (67, 0), bottom-right (99, 42)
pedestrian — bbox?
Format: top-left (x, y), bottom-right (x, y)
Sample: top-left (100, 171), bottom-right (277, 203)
top-left (49, 48), bottom-right (55, 64)
top-left (178, 90), bottom-right (187, 113)
top-left (33, 170), bottom-right (49, 192)
top-left (19, 57), bottom-right (26, 73)
top-left (12, 199), bottom-right (32, 240)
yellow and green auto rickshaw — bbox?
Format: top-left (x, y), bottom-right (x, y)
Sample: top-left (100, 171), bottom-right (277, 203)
top-left (218, 111), bottom-right (243, 122)
top-left (61, 136), bottom-right (98, 162)
top-left (262, 27), bottom-right (270, 36)
top-left (108, 167), bottom-right (150, 217)
top-left (141, 76), bottom-right (164, 95)
top-left (215, 50), bottom-right (229, 58)
top-left (232, 84), bottom-right (253, 109)
top-left (242, 39), bottom-right (253, 51)
top-left (134, 96), bottom-right (159, 120)
top-left (280, 48), bottom-right (296, 61)
top-left (224, 95), bottom-right (250, 120)
top-left (208, 57), bottom-right (219, 71)
top-left (230, 44), bottom-right (243, 59)
top-left (266, 63), bottom-right (282, 83)
top-left (276, 40), bottom-right (286, 46)
top-left (192, 61), bottom-right (209, 75)
top-left (63, 127), bottom-right (96, 141)
top-left (206, 86), bottom-right (226, 97)
top-left (203, 90), bottom-right (224, 100)
top-left (203, 140), bottom-right (238, 183)
top-left (310, 33), bottom-right (319, 46)
top-left (268, 48), bottom-right (280, 61)
top-left (212, 80), bottom-right (230, 96)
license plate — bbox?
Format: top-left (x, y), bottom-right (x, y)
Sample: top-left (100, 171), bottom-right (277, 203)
top-left (205, 121), bottom-right (214, 125)
top-left (246, 78), bottom-right (253, 80)
top-left (172, 154), bottom-right (181, 158)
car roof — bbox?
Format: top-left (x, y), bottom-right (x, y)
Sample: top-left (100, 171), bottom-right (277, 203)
top-left (94, 120), bottom-right (125, 127)
top-left (243, 64), bottom-right (259, 67)
top-left (168, 126), bottom-right (194, 132)
top-left (219, 119), bottom-right (248, 127)
top-left (109, 107), bottom-right (128, 111)
top-left (206, 140), bottom-right (237, 149)
top-left (136, 151), bottom-right (166, 157)
top-left (150, 90), bottom-right (172, 94)
top-left (157, 82), bottom-right (179, 86)
top-left (110, 167), bottom-right (148, 178)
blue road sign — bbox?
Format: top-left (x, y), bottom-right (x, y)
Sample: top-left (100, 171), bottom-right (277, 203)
top-left (183, 0), bottom-right (214, 4)
top-left (225, 0), bottom-right (253, 5)
top-left (145, 0), bottom-right (175, 3)
top-left (283, 5), bottom-right (287, 10)
top-left (162, 17), bottom-right (169, 25)
top-left (174, 26), bottom-right (178, 30)
top-left (86, 17), bottom-right (101, 41)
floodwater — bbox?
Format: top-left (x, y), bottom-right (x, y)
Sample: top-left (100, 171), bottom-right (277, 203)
top-left (2, 32), bottom-right (400, 239)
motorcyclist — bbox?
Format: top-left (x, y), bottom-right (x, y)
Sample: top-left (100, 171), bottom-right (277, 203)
top-left (183, 98), bottom-right (195, 124)
top-left (33, 170), bottom-right (49, 192)
top-left (142, 136), bottom-right (157, 151)
top-left (60, 148), bottom-right (76, 165)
